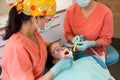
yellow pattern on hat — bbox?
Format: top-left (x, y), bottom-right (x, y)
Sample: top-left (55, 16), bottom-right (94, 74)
top-left (7, 0), bottom-right (56, 16)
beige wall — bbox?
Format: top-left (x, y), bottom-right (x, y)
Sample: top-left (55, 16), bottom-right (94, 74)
top-left (99, 0), bottom-right (120, 39)
top-left (0, 0), bottom-right (10, 16)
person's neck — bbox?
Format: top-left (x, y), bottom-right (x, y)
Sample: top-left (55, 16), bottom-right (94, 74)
top-left (19, 22), bottom-right (35, 38)
top-left (81, 1), bottom-right (97, 11)
top-left (19, 21), bottom-right (40, 45)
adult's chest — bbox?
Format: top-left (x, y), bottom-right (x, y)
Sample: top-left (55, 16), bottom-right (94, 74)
top-left (70, 15), bottom-right (104, 40)
top-left (22, 39), bottom-right (47, 76)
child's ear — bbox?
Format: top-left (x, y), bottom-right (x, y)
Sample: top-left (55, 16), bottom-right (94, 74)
top-left (52, 59), bottom-right (59, 64)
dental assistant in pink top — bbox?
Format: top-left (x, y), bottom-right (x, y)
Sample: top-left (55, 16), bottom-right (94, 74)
top-left (1, 0), bottom-right (72, 80)
top-left (64, 0), bottom-right (113, 62)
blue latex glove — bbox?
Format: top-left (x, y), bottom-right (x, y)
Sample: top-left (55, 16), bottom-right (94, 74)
top-left (65, 44), bottom-right (73, 51)
top-left (77, 41), bottom-right (96, 51)
top-left (71, 35), bottom-right (80, 44)
top-left (50, 57), bottom-right (73, 76)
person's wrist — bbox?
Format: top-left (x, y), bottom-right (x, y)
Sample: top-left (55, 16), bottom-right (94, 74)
top-left (71, 38), bottom-right (74, 44)
top-left (50, 66), bottom-right (59, 76)
top-left (91, 41), bottom-right (96, 47)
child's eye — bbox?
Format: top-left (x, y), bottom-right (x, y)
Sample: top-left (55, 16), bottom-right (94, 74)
top-left (56, 48), bottom-right (60, 52)
top-left (60, 44), bottom-right (65, 47)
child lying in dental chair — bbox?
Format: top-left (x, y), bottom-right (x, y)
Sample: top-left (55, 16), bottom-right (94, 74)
top-left (46, 41), bottom-right (114, 80)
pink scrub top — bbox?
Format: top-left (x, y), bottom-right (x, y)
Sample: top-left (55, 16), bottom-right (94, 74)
top-left (1, 32), bottom-right (47, 80)
top-left (64, 2), bottom-right (113, 56)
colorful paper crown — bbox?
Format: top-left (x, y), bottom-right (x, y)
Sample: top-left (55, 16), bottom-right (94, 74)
top-left (7, 0), bottom-right (56, 16)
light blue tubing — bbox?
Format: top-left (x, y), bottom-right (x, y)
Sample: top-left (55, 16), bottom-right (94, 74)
top-left (106, 45), bottom-right (119, 65)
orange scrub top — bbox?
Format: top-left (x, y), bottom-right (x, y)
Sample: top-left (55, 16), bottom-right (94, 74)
top-left (1, 32), bottom-right (47, 80)
top-left (64, 2), bottom-right (113, 56)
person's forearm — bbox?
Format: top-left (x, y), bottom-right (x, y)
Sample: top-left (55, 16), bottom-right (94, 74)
top-left (66, 35), bottom-right (75, 43)
top-left (94, 39), bottom-right (103, 47)
top-left (68, 37), bottom-right (73, 43)
top-left (37, 70), bottom-right (54, 80)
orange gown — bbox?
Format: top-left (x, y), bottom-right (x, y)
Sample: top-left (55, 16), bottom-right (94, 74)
top-left (1, 32), bottom-right (47, 80)
top-left (64, 2), bottom-right (113, 56)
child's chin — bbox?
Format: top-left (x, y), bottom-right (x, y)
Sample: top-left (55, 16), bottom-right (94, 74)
top-left (64, 54), bottom-right (71, 58)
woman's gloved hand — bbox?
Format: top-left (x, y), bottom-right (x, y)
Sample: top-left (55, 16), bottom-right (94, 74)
top-left (50, 57), bottom-right (73, 76)
top-left (77, 41), bottom-right (96, 51)
top-left (72, 35), bottom-right (80, 44)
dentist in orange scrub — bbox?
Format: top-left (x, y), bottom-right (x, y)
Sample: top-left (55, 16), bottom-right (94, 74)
top-left (1, 0), bottom-right (73, 80)
top-left (64, 0), bottom-right (113, 62)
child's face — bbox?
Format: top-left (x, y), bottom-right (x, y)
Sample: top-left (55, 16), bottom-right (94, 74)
top-left (50, 42), bottom-right (71, 60)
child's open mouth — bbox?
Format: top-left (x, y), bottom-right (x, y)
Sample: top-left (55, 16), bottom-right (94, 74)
top-left (65, 51), bottom-right (69, 55)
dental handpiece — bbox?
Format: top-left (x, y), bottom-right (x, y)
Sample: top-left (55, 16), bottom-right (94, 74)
top-left (72, 35), bottom-right (84, 52)
top-left (73, 40), bottom-right (79, 52)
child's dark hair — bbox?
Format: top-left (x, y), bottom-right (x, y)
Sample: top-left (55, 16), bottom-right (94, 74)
top-left (46, 42), bottom-right (55, 70)
top-left (46, 39), bottom-right (61, 70)
top-left (3, 6), bottom-right (32, 40)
